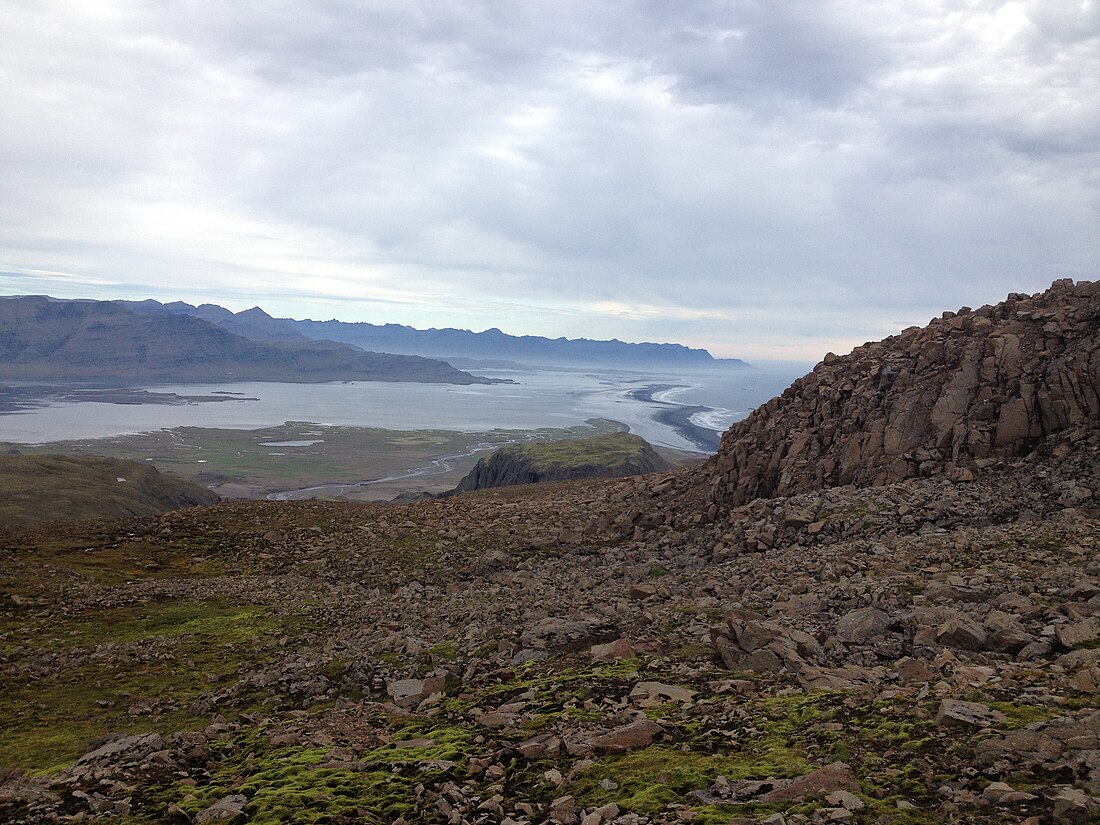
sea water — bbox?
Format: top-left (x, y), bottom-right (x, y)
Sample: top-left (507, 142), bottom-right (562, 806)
top-left (0, 364), bottom-right (806, 451)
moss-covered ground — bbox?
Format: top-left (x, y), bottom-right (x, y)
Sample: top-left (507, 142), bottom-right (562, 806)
top-left (1, 480), bottom-right (1094, 824)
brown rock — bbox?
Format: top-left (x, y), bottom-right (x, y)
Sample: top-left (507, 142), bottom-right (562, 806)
top-left (590, 638), bottom-right (635, 662)
top-left (517, 734), bottom-right (562, 760)
top-left (1051, 786), bottom-right (1095, 824)
top-left (588, 719), bottom-right (663, 753)
top-left (936, 699), bottom-right (1007, 729)
top-left (895, 657), bottom-right (935, 684)
top-left (1055, 618), bottom-right (1100, 650)
top-left (758, 762), bottom-right (861, 803)
top-left (387, 676), bottom-right (445, 709)
top-left (549, 795), bottom-right (578, 824)
top-left (630, 583), bottom-right (657, 600)
top-left (194, 795), bottom-right (247, 823)
top-left (935, 616), bottom-right (988, 651)
top-left (629, 681), bottom-right (697, 706)
top-left (836, 607), bottom-right (891, 643)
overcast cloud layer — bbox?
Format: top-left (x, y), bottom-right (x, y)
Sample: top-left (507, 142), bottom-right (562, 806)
top-left (1, 1), bottom-right (1097, 361)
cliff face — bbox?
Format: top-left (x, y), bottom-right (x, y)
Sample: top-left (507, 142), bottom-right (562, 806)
top-left (453, 433), bottom-right (671, 493)
top-left (708, 279), bottom-right (1099, 509)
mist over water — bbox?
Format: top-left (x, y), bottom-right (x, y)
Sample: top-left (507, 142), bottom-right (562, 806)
top-left (0, 365), bottom-right (805, 450)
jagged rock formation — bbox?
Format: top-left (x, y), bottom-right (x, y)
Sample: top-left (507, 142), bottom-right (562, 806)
top-left (452, 433), bottom-right (670, 493)
top-left (707, 279), bottom-right (1099, 509)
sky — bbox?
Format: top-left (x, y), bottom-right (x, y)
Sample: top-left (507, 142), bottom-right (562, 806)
top-left (1, 1), bottom-right (1097, 362)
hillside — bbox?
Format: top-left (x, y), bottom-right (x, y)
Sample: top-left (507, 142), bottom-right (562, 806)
top-left (705, 277), bottom-right (1099, 505)
top-left (0, 297), bottom-right (495, 385)
top-left (0, 454), bottom-right (218, 531)
top-left (451, 433), bottom-right (672, 493)
top-left (1, 280), bottom-right (1099, 824)
top-left (627, 278), bottom-right (1100, 528)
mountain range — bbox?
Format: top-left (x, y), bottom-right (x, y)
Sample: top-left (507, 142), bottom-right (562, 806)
top-left (0, 296), bottom-right (493, 385)
top-left (116, 299), bottom-right (748, 370)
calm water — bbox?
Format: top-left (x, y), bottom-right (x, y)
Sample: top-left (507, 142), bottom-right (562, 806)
top-left (0, 365), bottom-right (805, 451)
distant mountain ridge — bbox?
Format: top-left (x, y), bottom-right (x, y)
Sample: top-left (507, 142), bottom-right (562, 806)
top-left (291, 318), bottom-right (748, 369)
top-left (0, 296), bottom-right (494, 385)
top-left (116, 299), bottom-right (748, 369)
top-left (119, 299), bottom-right (308, 343)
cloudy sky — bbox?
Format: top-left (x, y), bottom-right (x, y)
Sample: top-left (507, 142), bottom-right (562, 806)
top-left (1, 1), bottom-right (1097, 362)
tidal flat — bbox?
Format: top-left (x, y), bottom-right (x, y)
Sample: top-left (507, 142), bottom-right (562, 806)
top-left (2, 419), bottom-right (697, 502)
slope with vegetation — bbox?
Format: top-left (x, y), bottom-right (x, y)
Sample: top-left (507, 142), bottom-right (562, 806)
top-left (0, 454), bottom-right (217, 532)
top-left (0, 280), bottom-right (1098, 824)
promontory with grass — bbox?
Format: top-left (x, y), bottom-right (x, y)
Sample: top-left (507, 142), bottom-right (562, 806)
top-left (450, 432), bottom-right (674, 493)
top-left (1, 280), bottom-right (1099, 824)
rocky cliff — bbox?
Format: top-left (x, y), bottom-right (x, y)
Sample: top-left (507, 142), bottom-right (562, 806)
top-left (452, 433), bottom-right (671, 493)
top-left (705, 279), bottom-right (1099, 509)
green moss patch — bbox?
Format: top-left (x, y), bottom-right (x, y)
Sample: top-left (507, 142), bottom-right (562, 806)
top-left (571, 745), bottom-right (811, 815)
top-left (165, 718), bottom-right (478, 825)
top-left (0, 598), bottom-right (299, 773)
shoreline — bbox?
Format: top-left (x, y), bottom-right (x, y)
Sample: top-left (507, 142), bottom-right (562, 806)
top-left (628, 384), bottom-right (721, 453)
top-left (0, 385), bottom-right (259, 414)
top-left (651, 405), bottom-right (720, 452)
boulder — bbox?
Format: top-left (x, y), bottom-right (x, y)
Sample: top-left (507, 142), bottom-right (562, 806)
top-left (934, 615), bottom-right (988, 651)
top-left (587, 719), bottom-right (663, 753)
top-left (836, 607), bottom-right (892, 644)
top-left (692, 762), bottom-right (861, 805)
top-left (712, 609), bottom-right (824, 674)
top-left (628, 681), bottom-right (697, 707)
top-left (936, 699), bottom-right (1007, 729)
top-left (589, 638), bottom-right (635, 662)
top-left (194, 795), bottom-right (248, 823)
top-left (72, 733), bottom-right (166, 768)
top-left (1055, 618), bottom-right (1100, 651)
top-left (387, 676), bottom-right (445, 709)
top-left (1050, 786), bottom-right (1096, 824)
top-left (521, 618), bottom-right (619, 653)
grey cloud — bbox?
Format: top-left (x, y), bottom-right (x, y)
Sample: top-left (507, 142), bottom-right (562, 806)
top-left (0, 1), bottom-right (1097, 362)
top-left (652, 2), bottom-right (889, 107)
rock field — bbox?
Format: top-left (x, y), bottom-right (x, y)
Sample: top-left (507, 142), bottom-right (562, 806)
top-left (1, 280), bottom-right (1098, 824)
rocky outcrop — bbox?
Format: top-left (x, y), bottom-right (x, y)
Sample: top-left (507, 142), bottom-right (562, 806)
top-left (452, 433), bottom-right (671, 493)
top-left (707, 279), bottom-right (1099, 509)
